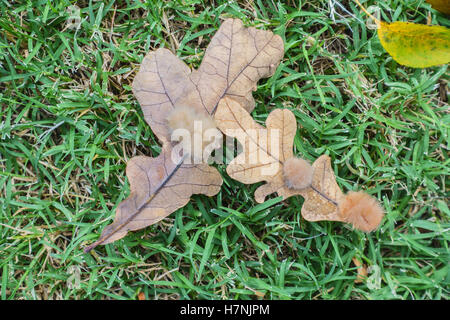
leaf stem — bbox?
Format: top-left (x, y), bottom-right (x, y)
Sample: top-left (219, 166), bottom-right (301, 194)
top-left (353, 0), bottom-right (381, 28)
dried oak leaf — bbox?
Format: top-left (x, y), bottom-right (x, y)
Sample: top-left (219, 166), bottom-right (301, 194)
top-left (84, 146), bottom-right (222, 252)
top-left (215, 98), bottom-right (379, 226)
top-left (214, 97), bottom-right (297, 203)
top-left (132, 18), bottom-right (284, 145)
top-left (85, 19), bottom-right (283, 251)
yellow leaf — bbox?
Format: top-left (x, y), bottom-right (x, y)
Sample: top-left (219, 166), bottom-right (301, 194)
top-left (426, 0), bottom-right (450, 15)
top-left (378, 21), bottom-right (450, 68)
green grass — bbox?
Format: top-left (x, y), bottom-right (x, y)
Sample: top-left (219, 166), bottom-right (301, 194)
top-left (1, 0), bottom-right (449, 300)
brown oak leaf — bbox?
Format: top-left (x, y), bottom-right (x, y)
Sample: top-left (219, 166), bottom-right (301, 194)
top-left (214, 97), bottom-right (348, 224)
top-left (84, 146), bottom-right (222, 252)
top-left (215, 97), bottom-right (296, 203)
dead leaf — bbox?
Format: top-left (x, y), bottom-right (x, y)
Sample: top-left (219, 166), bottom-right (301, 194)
top-left (215, 97), bottom-right (296, 203)
top-left (352, 257), bottom-right (368, 283)
top-left (138, 292), bottom-right (146, 300)
top-left (215, 98), bottom-right (384, 229)
top-left (85, 146), bottom-right (222, 252)
top-left (214, 98), bottom-right (345, 222)
top-left (132, 18), bottom-right (284, 145)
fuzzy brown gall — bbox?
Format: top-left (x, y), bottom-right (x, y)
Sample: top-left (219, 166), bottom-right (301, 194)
top-left (283, 157), bottom-right (314, 190)
top-left (167, 105), bottom-right (217, 138)
top-left (338, 191), bottom-right (384, 232)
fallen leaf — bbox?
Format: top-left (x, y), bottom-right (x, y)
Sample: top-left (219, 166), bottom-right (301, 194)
top-left (214, 98), bottom-right (344, 221)
top-left (426, 0), bottom-right (450, 15)
top-left (354, 0), bottom-right (450, 68)
top-left (178, 19), bottom-right (284, 115)
top-left (84, 146), bottom-right (222, 252)
top-left (215, 97), bottom-right (297, 203)
top-left (378, 21), bottom-right (450, 68)
top-left (215, 98), bottom-right (384, 229)
top-left (132, 18), bottom-right (284, 145)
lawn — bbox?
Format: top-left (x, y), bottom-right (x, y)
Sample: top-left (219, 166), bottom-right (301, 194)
top-left (0, 0), bottom-right (449, 300)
